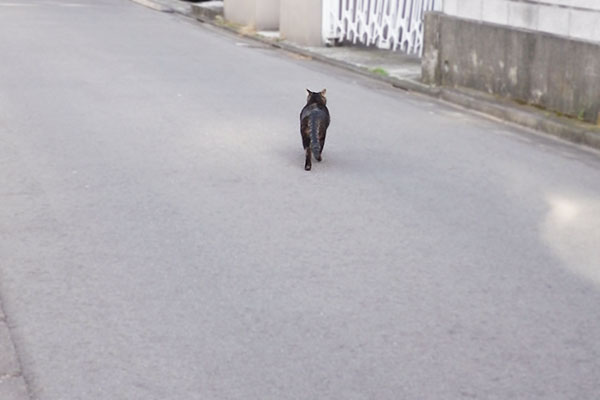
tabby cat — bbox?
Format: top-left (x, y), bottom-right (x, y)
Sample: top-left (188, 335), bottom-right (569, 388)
top-left (300, 89), bottom-right (330, 171)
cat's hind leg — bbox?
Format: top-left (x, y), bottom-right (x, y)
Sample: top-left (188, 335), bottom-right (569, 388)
top-left (304, 147), bottom-right (312, 171)
top-left (302, 129), bottom-right (312, 171)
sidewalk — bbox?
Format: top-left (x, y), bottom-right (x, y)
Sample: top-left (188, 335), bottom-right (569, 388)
top-left (131, 0), bottom-right (600, 151)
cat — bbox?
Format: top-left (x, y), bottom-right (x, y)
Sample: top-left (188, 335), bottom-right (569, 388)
top-left (300, 89), bottom-right (330, 171)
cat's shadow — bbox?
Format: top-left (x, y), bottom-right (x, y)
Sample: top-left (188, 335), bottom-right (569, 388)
top-left (274, 144), bottom-right (361, 173)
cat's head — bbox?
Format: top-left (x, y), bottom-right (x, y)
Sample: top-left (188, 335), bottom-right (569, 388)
top-left (306, 89), bottom-right (327, 105)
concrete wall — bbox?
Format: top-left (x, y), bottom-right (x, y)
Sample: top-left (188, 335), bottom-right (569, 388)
top-left (224, 0), bottom-right (280, 30)
top-left (423, 12), bottom-right (600, 124)
top-left (442, 0), bottom-right (600, 43)
top-left (280, 0), bottom-right (323, 46)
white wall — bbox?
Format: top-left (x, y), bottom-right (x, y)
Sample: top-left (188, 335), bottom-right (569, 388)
top-left (224, 0), bottom-right (280, 30)
top-left (442, 0), bottom-right (600, 43)
top-left (280, 0), bottom-right (323, 46)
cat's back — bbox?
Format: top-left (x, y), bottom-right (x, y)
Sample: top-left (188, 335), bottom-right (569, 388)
top-left (300, 102), bottom-right (329, 122)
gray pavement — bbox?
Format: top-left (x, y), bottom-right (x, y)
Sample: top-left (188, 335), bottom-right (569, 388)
top-left (1, 0), bottom-right (600, 399)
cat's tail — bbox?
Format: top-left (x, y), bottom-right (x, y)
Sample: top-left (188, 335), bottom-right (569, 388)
top-left (309, 114), bottom-right (322, 162)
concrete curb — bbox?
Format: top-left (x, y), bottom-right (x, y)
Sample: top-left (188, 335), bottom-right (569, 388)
top-left (272, 41), bottom-right (442, 98)
top-left (142, 0), bottom-right (600, 152)
top-left (128, 0), bottom-right (173, 13)
top-left (189, 1), bottom-right (222, 21)
top-left (440, 87), bottom-right (600, 150)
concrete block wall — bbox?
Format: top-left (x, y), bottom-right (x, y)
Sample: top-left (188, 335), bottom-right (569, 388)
top-left (423, 12), bottom-right (600, 123)
top-left (442, 0), bottom-right (600, 43)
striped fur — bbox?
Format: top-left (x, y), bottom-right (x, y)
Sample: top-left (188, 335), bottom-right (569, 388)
top-left (300, 89), bottom-right (330, 171)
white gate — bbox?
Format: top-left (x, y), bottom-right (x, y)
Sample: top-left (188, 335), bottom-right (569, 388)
top-left (322, 0), bottom-right (442, 55)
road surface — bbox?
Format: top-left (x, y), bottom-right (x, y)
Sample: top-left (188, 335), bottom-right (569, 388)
top-left (1, 0), bottom-right (599, 399)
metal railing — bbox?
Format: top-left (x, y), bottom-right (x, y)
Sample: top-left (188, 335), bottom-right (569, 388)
top-left (322, 0), bottom-right (442, 55)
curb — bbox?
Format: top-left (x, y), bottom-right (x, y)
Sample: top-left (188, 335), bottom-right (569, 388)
top-left (440, 88), bottom-right (600, 150)
top-left (189, 1), bottom-right (222, 21)
top-left (271, 41), bottom-right (443, 98)
top-left (128, 0), bottom-right (173, 13)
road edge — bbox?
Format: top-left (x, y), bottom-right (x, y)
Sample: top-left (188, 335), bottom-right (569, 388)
top-left (0, 304), bottom-right (30, 400)
top-left (128, 0), bottom-right (174, 13)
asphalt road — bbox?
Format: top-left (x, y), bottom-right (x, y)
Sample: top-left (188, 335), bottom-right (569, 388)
top-left (1, 1), bottom-right (600, 399)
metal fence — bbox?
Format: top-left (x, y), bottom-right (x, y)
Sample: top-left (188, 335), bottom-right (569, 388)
top-left (322, 0), bottom-right (442, 55)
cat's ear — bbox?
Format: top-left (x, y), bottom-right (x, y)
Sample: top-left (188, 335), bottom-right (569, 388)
top-left (306, 89), bottom-right (311, 95)
top-left (320, 89), bottom-right (327, 96)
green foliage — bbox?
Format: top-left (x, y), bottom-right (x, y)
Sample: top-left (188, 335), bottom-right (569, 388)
top-left (371, 67), bottom-right (389, 77)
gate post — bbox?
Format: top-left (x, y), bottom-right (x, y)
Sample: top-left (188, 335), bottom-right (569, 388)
top-left (280, 0), bottom-right (325, 46)
top-left (224, 0), bottom-right (280, 30)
